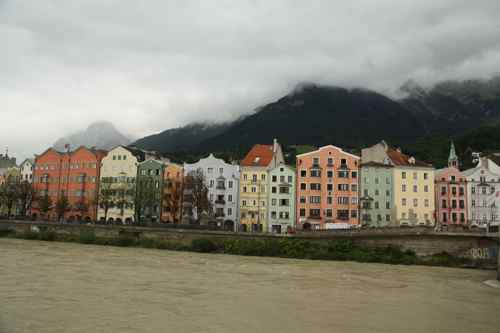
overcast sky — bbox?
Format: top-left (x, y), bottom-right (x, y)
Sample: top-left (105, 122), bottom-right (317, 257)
top-left (2, 0), bottom-right (500, 160)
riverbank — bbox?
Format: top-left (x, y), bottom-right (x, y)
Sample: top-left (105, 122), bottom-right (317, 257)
top-left (0, 226), bottom-right (486, 269)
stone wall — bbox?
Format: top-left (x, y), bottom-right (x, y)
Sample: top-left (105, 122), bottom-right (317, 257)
top-left (1, 220), bottom-right (498, 269)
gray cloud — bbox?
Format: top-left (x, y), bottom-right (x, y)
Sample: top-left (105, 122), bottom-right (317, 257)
top-left (1, 0), bottom-right (500, 159)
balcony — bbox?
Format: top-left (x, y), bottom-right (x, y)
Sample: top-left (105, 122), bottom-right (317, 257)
top-left (216, 185), bottom-right (226, 190)
top-left (215, 199), bottom-right (226, 205)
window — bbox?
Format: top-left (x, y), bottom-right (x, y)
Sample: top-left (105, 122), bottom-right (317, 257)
top-left (337, 209), bottom-right (349, 220)
top-left (374, 202), bottom-right (379, 209)
top-left (310, 183), bottom-right (321, 190)
top-left (208, 168), bottom-right (213, 174)
top-left (251, 187), bottom-right (256, 193)
top-left (424, 173), bottom-right (428, 180)
top-left (327, 197), bottom-right (333, 204)
top-left (227, 208), bottom-right (232, 216)
top-left (272, 175), bottom-right (277, 182)
top-left (261, 174), bottom-right (266, 181)
top-left (327, 184), bottom-right (333, 191)
top-left (271, 198), bottom-right (277, 206)
top-left (300, 209), bottom-right (306, 217)
top-left (309, 196), bottom-right (321, 204)
top-left (351, 184), bottom-right (358, 192)
top-left (413, 199), bottom-right (418, 207)
top-left (228, 181), bottom-right (233, 189)
top-left (309, 209), bottom-right (321, 217)
top-left (472, 200), bottom-right (475, 207)
top-left (375, 189), bottom-right (379, 196)
top-left (300, 196), bottom-right (306, 203)
top-left (351, 171), bottom-right (357, 178)
top-left (338, 184), bottom-right (349, 191)
top-left (413, 172), bottom-right (417, 180)
top-left (442, 213), bottom-right (447, 222)
top-left (300, 170), bottom-right (306, 177)
top-left (243, 186), bottom-right (247, 193)
top-left (272, 187), bottom-right (277, 193)
top-left (386, 215), bottom-right (390, 222)
top-left (228, 195), bottom-right (233, 202)
top-left (271, 211), bottom-right (277, 219)
top-left (413, 185), bottom-right (417, 193)
top-left (279, 199), bottom-right (289, 206)
top-left (288, 176), bottom-right (293, 183)
top-left (338, 170), bottom-right (349, 178)
top-left (471, 186), bottom-right (475, 194)
top-left (386, 190), bottom-right (390, 196)
top-left (337, 197), bottom-right (349, 205)
top-left (402, 172), bottom-right (406, 179)
top-left (375, 177), bottom-right (379, 184)
top-left (313, 157), bottom-right (319, 165)
top-left (326, 209), bottom-right (333, 217)
top-left (452, 187), bottom-right (457, 196)
top-left (310, 169), bottom-right (321, 177)
top-left (424, 199), bottom-right (429, 207)
top-left (300, 183), bottom-right (306, 190)
top-left (280, 175), bottom-right (285, 182)
top-left (402, 198), bottom-right (407, 206)
top-left (402, 184), bottom-right (406, 192)
top-left (424, 185), bottom-right (428, 193)
top-left (243, 174), bottom-right (248, 181)
top-left (386, 202), bottom-right (390, 209)
top-left (327, 158), bottom-right (333, 165)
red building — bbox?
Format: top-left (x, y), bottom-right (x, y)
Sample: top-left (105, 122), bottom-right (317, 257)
top-left (32, 147), bottom-right (106, 222)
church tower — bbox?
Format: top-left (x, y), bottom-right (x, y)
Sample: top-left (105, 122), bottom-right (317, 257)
top-left (448, 141), bottom-right (458, 168)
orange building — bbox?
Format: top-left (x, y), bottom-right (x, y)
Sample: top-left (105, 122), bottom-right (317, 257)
top-left (161, 163), bottom-right (184, 223)
top-left (296, 145), bottom-right (360, 230)
top-left (32, 147), bottom-right (106, 222)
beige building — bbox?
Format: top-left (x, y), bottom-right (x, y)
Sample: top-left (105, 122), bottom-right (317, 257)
top-left (239, 139), bottom-right (284, 232)
top-left (97, 146), bottom-right (146, 223)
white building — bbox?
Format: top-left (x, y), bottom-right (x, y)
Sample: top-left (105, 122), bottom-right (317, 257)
top-left (462, 157), bottom-right (500, 228)
top-left (183, 154), bottom-right (240, 230)
top-left (97, 146), bottom-right (146, 223)
top-left (19, 158), bottom-right (34, 183)
top-left (267, 163), bottom-right (296, 234)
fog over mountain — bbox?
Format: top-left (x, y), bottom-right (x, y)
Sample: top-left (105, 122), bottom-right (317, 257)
top-left (53, 121), bottom-right (132, 152)
top-left (2, 1), bottom-right (500, 160)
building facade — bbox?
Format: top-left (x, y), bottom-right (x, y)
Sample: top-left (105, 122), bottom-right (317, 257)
top-left (19, 159), bottom-right (34, 183)
top-left (32, 147), bottom-right (106, 221)
top-left (359, 162), bottom-right (394, 227)
top-left (267, 163), bottom-right (296, 233)
top-left (296, 145), bottom-right (360, 230)
top-left (434, 142), bottom-right (468, 227)
top-left (361, 141), bottom-right (435, 226)
top-left (162, 163), bottom-right (184, 224)
top-left (136, 159), bottom-right (165, 223)
top-left (462, 157), bottom-right (500, 228)
top-left (97, 146), bottom-right (145, 224)
top-left (183, 154), bottom-right (240, 229)
top-left (239, 140), bottom-right (284, 232)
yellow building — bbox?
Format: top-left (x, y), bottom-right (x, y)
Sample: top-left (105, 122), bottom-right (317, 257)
top-left (239, 139), bottom-right (284, 232)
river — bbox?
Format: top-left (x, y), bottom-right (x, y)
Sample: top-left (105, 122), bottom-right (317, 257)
top-left (0, 239), bottom-right (499, 333)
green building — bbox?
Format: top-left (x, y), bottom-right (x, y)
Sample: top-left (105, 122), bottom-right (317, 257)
top-left (136, 159), bottom-right (165, 223)
top-left (267, 163), bottom-right (296, 233)
top-left (359, 162), bottom-right (394, 227)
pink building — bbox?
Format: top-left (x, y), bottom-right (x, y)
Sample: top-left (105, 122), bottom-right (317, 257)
top-left (435, 142), bottom-right (468, 227)
top-left (296, 145), bottom-right (360, 230)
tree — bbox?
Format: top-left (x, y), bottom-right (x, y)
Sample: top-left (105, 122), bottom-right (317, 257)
top-left (55, 194), bottom-right (70, 221)
top-left (184, 169), bottom-right (212, 224)
top-left (134, 176), bottom-right (156, 225)
top-left (38, 193), bottom-right (52, 220)
top-left (17, 181), bottom-right (36, 217)
top-left (0, 181), bottom-right (19, 218)
top-left (97, 179), bottom-right (115, 223)
top-left (163, 178), bottom-right (183, 223)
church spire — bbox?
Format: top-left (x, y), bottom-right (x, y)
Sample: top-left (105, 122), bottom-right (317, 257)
top-left (448, 141), bottom-right (458, 168)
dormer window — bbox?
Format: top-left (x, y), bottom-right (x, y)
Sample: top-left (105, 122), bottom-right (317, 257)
top-left (408, 157), bottom-right (415, 164)
top-left (253, 157), bottom-right (260, 165)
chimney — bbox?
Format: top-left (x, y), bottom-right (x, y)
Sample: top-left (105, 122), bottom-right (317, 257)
top-left (273, 138), bottom-right (278, 153)
top-left (396, 147), bottom-right (402, 153)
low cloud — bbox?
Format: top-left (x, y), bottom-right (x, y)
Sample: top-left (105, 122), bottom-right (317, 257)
top-left (1, 0), bottom-right (500, 159)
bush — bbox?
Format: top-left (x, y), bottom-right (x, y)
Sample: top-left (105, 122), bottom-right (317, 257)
top-left (38, 231), bottom-right (57, 241)
top-left (112, 236), bottom-right (136, 247)
top-left (191, 238), bottom-right (218, 253)
top-left (79, 230), bottom-right (96, 244)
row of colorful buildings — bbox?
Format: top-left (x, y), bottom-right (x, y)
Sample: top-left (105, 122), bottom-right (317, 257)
top-left (12, 139), bottom-right (500, 233)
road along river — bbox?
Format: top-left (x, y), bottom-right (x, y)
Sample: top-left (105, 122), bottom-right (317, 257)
top-left (1, 238), bottom-right (499, 333)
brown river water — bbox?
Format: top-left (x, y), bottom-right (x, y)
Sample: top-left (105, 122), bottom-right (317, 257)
top-left (1, 238), bottom-right (499, 333)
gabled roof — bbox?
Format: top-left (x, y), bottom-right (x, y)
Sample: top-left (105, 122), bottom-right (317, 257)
top-left (360, 161), bottom-right (393, 168)
top-left (241, 144), bottom-right (274, 167)
top-left (296, 145), bottom-right (360, 160)
top-left (386, 148), bottom-right (432, 168)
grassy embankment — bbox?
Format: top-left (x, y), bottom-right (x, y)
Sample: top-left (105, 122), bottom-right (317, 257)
top-left (0, 228), bottom-right (477, 268)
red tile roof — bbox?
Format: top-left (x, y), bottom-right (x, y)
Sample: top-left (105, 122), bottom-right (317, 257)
top-left (387, 148), bottom-right (432, 167)
top-left (241, 144), bottom-right (274, 167)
